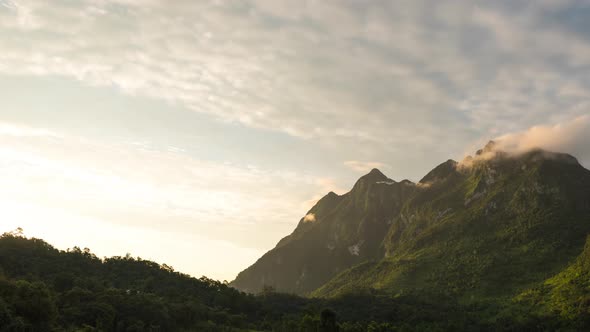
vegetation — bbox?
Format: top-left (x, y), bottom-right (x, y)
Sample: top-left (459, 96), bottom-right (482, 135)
top-left (313, 149), bottom-right (590, 300)
top-left (233, 148), bottom-right (590, 301)
top-left (1, 230), bottom-right (590, 331)
top-left (0, 231), bottom-right (477, 331)
top-left (229, 147), bottom-right (590, 330)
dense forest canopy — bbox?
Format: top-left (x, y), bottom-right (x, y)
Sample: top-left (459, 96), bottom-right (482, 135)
top-left (1, 229), bottom-right (590, 331)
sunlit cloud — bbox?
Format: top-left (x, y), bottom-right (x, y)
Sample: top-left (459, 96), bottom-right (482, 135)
top-left (303, 213), bottom-right (316, 223)
top-left (494, 115), bottom-right (590, 165)
top-left (458, 116), bottom-right (590, 169)
top-left (344, 161), bottom-right (390, 174)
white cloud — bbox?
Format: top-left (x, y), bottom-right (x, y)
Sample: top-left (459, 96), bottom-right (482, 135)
top-left (494, 115), bottom-right (590, 167)
top-left (459, 115), bottom-right (590, 169)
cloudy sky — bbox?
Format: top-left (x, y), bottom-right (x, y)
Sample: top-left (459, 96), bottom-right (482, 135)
top-left (1, 0), bottom-right (590, 281)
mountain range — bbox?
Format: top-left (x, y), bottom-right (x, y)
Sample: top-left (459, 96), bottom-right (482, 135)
top-left (231, 142), bottom-right (590, 305)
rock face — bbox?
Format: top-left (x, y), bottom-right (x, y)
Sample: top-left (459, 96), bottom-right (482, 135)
top-left (231, 169), bottom-right (416, 294)
top-left (231, 146), bottom-right (590, 299)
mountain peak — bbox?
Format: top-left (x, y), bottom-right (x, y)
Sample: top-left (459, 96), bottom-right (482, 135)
top-left (368, 167), bottom-right (386, 177)
top-left (352, 168), bottom-right (391, 190)
top-left (419, 159), bottom-right (457, 184)
top-left (522, 148), bottom-right (580, 166)
top-left (475, 140), bottom-right (497, 156)
top-left (459, 140), bottom-right (585, 172)
top-left (359, 168), bottom-right (389, 182)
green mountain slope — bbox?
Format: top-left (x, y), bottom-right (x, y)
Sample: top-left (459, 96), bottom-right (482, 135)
top-left (515, 234), bottom-right (590, 327)
top-left (231, 169), bottom-right (417, 294)
top-left (233, 142), bottom-right (590, 303)
top-left (313, 146), bottom-right (590, 298)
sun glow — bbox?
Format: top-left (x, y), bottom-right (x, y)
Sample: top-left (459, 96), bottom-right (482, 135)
top-left (0, 123), bottom-right (290, 280)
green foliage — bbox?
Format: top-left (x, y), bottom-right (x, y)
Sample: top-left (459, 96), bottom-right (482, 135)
top-left (0, 233), bottom-right (262, 331)
top-left (0, 298), bottom-right (13, 329)
top-left (2, 231), bottom-right (589, 331)
top-left (319, 309), bottom-right (338, 332)
top-left (0, 233), bottom-right (447, 331)
top-left (513, 235), bottom-right (590, 329)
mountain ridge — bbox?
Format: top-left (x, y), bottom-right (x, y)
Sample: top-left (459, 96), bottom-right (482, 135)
top-left (231, 144), bottom-right (590, 301)
top-left (231, 166), bottom-right (416, 294)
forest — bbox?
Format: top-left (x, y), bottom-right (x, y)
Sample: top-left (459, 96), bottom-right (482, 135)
top-left (1, 229), bottom-right (589, 331)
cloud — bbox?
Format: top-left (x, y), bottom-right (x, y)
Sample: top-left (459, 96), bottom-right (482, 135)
top-left (0, 121), bottom-right (336, 251)
top-left (0, 122), bottom-right (62, 138)
top-left (494, 115), bottom-right (590, 166)
top-left (1, 0), bottom-right (589, 175)
top-left (416, 181), bottom-right (434, 189)
top-left (303, 213), bottom-right (316, 223)
top-left (344, 161), bottom-right (390, 174)
top-left (458, 116), bottom-right (590, 169)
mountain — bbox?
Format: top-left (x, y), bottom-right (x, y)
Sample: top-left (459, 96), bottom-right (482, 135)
top-left (232, 143), bottom-right (590, 302)
top-left (314, 147), bottom-right (590, 298)
top-left (231, 168), bottom-right (416, 294)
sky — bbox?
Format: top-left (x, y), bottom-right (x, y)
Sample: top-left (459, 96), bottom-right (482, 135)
top-left (1, 0), bottom-right (590, 281)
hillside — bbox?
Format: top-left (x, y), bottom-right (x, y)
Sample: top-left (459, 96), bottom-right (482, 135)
top-left (0, 231), bottom-right (265, 331)
top-left (233, 143), bottom-right (590, 304)
top-left (314, 147), bottom-right (590, 299)
top-left (513, 234), bottom-right (590, 326)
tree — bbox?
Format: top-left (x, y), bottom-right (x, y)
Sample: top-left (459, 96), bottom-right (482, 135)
top-left (320, 309), bottom-right (339, 332)
top-left (300, 314), bottom-right (318, 332)
top-left (261, 284), bottom-right (276, 296)
top-left (11, 280), bottom-right (57, 330)
top-left (2, 227), bottom-right (24, 238)
top-left (0, 298), bottom-right (13, 328)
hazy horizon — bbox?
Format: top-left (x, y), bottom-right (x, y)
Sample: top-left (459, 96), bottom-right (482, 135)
top-left (2, 0), bottom-right (590, 281)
